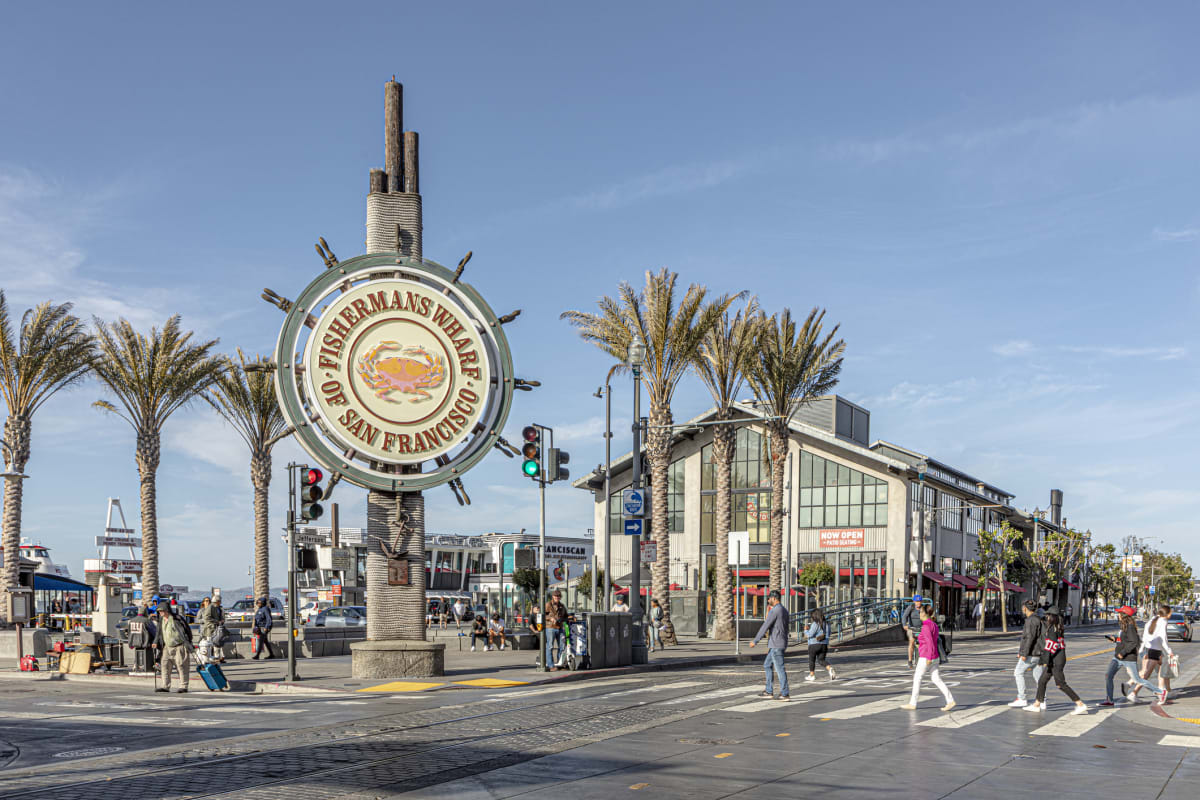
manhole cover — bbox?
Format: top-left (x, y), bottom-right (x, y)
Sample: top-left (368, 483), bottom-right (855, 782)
top-left (53, 746), bottom-right (125, 759)
top-left (678, 738), bottom-right (743, 745)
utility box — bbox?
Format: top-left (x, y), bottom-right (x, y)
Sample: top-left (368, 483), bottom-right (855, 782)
top-left (604, 612), bottom-right (620, 668)
top-left (615, 611), bottom-right (633, 666)
top-left (585, 612), bottom-right (607, 668)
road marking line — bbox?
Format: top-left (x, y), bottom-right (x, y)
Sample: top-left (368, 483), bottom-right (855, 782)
top-left (1029, 707), bottom-right (1117, 737)
top-left (815, 694), bottom-right (931, 719)
top-left (630, 783), bottom-right (650, 790)
top-left (497, 678), bottom-right (644, 699)
top-left (726, 689), bottom-right (851, 713)
top-left (714, 753), bottom-right (733, 758)
top-left (357, 681), bottom-right (445, 693)
top-left (661, 685), bottom-right (761, 705)
top-left (917, 704), bottom-right (1010, 729)
top-left (201, 706), bottom-right (305, 714)
top-left (604, 681), bottom-right (710, 697)
top-left (1158, 735), bottom-right (1200, 747)
top-left (1066, 648), bottom-right (1111, 662)
top-left (454, 678), bottom-right (529, 688)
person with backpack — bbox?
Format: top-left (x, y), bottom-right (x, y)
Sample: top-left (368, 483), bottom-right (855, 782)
top-left (154, 602), bottom-right (193, 693)
top-left (901, 595), bottom-right (924, 669)
top-left (804, 607), bottom-right (837, 682)
top-left (1009, 599), bottom-right (1046, 707)
top-left (901, 602), bottom-right (955, 711)
top-left (1101, 607), bottom-right (1159, 705)
top-left (648, 598), bottom-right (665, 651)
top-left (1027, 605), bottom-right (1088, 714)
top-left (252, 597), bottom-right (274, 660)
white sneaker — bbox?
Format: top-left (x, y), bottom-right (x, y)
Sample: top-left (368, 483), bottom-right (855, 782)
top-left (1008, 699), bottom-right (1028, 708)
top-left (804, 674), bottom-right (816, 682)
top-left (470, 645), bottom-right (475, 651)
top-left (1071, 704), bottom-right (1089, 715)
top-left (500, 645), bottom-right (505, 651)
top-left (1126, 693), bottom-right (1140, 704)
top-left (1023, 702), bottom-right (1045, 712)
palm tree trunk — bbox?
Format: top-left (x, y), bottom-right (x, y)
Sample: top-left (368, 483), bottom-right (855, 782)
top-left (136, 430), bottom-right (161, 597)
top-left (1, 415), bottom-right (31, 625)
top-left (647, 404), bottom-right (672, 622)
top-left (768, 424), bottom-right (787, 593)
top-left (250, 452), bottom-right (271, 601)
top-left (711, 420), bottom-right (735, 640)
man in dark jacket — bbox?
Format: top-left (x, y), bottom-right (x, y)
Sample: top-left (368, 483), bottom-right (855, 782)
top-left (154, 603), bottom-right (193, 693)
top-left (901, 595), bottom-right (924, 668)
top-left (749, 590), bottom-right (791, 701)
top-left (252, 597), bottom-right (274, 660)
top-left (1009, 599), bottom-right (1045, 707)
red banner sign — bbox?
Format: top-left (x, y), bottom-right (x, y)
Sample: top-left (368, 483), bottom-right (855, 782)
top-left (819, 529), bottom-right (865, 549)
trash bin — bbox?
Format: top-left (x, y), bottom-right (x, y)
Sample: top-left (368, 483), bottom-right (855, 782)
top-left (615, 612), bottom-right (633, 666)
top-left (605, 613), bottom-right (621, 668)
top-left (585, 612), bottom-right (607, 669)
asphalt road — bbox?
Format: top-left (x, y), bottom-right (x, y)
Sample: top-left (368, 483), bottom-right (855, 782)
top-left (0, 627), bottom-right (1196, 799)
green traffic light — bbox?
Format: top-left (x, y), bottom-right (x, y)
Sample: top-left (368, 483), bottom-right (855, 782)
top-left (522, 459), bottom-right (540, 477)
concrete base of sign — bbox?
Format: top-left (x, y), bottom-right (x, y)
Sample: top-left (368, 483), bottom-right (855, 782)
top-left (351, 639), bottom-right (445, 678)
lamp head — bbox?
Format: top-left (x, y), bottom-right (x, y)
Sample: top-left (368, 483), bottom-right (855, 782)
top-left (627, 339), bottom-right (646, 369)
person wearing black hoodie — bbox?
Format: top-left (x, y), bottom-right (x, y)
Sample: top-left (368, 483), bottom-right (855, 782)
top-left (1027, 606), bottom-right (1088, 715)
top-left (1009, 600), bottom-right (1045, 707)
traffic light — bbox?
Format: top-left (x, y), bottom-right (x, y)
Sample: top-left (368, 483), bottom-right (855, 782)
top-left (547, 447), bottom-right (570, 483)
top-left (521, 426), bottom-right (542, 479)
top-left (301, 467), bottom-right (325, 521)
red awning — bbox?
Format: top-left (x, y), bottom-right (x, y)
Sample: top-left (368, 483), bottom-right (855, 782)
top-left (983, 578), bottom-right (1026, 593)
top-left (954, 575), bottom-right (979, 590)
top-left (1005, 581), bottom-right (1026, 593)
top-left (838, 568), bottom-right (884, 577)
top-left (922, 570), bottom-right (955, 587)
top-left (1062, 580), bottom-right (1080, 589)
top-left (736, 569), bottom-right (769, 577)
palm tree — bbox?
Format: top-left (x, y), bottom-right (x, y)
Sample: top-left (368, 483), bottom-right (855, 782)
top-left (92, 315), bottom-right (226, 597)
top-left (746, 308), bottom-right (845, 593)
top-left (562, 269), bottom-right (732, 623)
top-left (0, 293), bottom-right (96, 622)
top-left (206, 350), bottom-right (293, 601)
top-left (692, 295), bottom-right (757, 641)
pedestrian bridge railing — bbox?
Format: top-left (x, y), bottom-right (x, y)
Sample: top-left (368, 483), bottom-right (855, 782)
top-left (791, 597), bottom-right (907, 645)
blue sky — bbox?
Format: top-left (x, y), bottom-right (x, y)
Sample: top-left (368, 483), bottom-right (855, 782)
top-left (2, 3), bottom-right (1197, 588)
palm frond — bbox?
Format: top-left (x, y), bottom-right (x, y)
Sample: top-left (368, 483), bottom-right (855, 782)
top-left (206, 348), bottom-right (291, 455)
top-left (693, 294), bottom-right (757, 411)
top-left (0, 291), bottom-right (97, 417)
top-left (746, 307), bottom-right (846, 430)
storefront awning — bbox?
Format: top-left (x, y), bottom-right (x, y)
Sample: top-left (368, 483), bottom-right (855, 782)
top-left (954, 575), bottom-right (979, 590)
top-left (922, 570), bottom-right (955, 587)
top-left (1061, 580), bottom-right (1080, 589)
top-left (983, 578), bottom-right (1026, 593)
top-left (33, 574), bottom-right (95, 593)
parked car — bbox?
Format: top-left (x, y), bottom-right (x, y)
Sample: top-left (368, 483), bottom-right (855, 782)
top-left (225, 597), bottom-right (285, 623)
top-left (310, 606), bottom-right (366, 627)
top-left (299, 601), bottom-right (332, 623)
top-left (1185, 609), bottom-right (1199, 623)
top-left (180, 600), bottom-right (202, 624)
top-left (1166, 612), bottom-right (1193, 642)
top-left (114, 605), bottom-right (140, 639)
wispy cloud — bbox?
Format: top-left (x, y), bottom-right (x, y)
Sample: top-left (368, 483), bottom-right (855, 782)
top-left (564, 153), bottom-right (771, 212)
top-left (1060, 345), bottom-right (1187, 361)
top-left (993, 339), bottom-right (1034, 357)
top-left (859, 378), bottom-right (978, 410)
top-left (1152, 226), bottom-right (1200, 242)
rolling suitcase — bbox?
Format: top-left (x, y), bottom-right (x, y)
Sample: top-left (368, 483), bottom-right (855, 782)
top-left (198, 662), bottom-right (230, 692)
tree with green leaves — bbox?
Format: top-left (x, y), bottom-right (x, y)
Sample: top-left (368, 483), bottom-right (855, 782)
top-left (575, 566), bottom-right (605, 600)
top-left (1088, 542), bottom-right (1124, 614)
top-left (693, 295), bottom-right (756, 640)
top-left (1140, 548), bottom-right (1193, 606)
top-left (974, 522), bottom-right (1023, 632)
top-left (562, 269), bottom-right (733, 623)
top-left (797, 561), bottom-right (835, 588)
top-left (1024, 529), bottom-right (1068, 603)
top-left (206, 350), bottom-right (294, 601)
top-left (746, 309), bottom-right (845, 591)
top-left (0, 293), bottom-right (96, 624)
top-left (92, 315), bottom-right (226, 597)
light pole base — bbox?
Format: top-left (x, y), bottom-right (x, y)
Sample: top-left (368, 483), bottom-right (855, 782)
top-left (631, 641), bottom-right (649, 665)
top-left (351, 639), bottom-right (445, 678)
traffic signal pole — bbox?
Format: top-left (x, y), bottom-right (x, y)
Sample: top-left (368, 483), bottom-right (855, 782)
top-left (538, 472), bottom-right (547, 672)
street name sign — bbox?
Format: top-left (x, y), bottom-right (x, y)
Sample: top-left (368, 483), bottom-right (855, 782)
top-left (624, 518), bottom-right (644, 537)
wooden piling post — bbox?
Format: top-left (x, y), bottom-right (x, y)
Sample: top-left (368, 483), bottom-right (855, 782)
top-left (369, 168), bottom-right (386, 195)
top-left (403, 131), bottom-right (419, 194)
top-left (385, 78), bottom-right (403, 192)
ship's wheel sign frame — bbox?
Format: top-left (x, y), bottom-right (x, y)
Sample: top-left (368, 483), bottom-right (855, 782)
top-left (273, 253), bottom-right (515, 493)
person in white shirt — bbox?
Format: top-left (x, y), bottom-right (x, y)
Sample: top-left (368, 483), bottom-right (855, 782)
top-left (452, 600), bottom-right (466, 629)
top-left (611, 597), bottom-right (630, 613)
top-left (1129, 603), bottom-right (1173, 704)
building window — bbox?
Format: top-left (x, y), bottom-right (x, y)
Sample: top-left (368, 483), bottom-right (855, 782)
top-left (799, 451), bottom-right (887, 529)
top-left (667, 458), bottom-right (685, 533)
top-left (701, 428), bottom-right (772, 544)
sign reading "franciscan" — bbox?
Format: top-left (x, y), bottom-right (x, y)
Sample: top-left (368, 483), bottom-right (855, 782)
top-left (818, 529), bottom-right (865, 549)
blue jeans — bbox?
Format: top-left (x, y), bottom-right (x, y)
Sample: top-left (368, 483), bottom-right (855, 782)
top-left (1014, 657), bottom-right (1044, 701)
top-left (1106, 656), bottom-right (1158, 700)
top-left (764, 647), bottom-right (790, 697)
top-left (546, 628), bottom-right (565, 665)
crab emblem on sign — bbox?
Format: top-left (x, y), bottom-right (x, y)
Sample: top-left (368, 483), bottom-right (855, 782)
top-left (356, 341), bottom-right (446, 402)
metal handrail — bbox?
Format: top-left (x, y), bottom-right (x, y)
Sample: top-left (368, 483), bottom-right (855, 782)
top-left (793, 597), bottom-right (906, 644)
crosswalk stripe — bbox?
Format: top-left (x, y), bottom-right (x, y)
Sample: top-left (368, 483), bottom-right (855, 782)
top-left (726, 689), bottom-right (852, 713)
top-left (917, 704), bottom-right (1010, 729)
top-left (495, 678), bottom-right (644, 699)
top-left (661, 685), bottom-right (762, 706)
top-left (1158, 735), bottom-right (1200, 747)
top-left (1029, 707), bottom-right (1117, 737)
top-left (603, 680), bottom-right (710, 698)
top-left (815, 694), bottom-right (931, 719)
top-left (201, 706), bottom-right (305, 714)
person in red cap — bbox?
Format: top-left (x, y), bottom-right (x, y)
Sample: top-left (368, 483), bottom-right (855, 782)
top-left (1102, 607), bottom-right (1158, 705)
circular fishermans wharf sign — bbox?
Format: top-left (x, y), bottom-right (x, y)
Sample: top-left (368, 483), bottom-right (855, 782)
top-left (274, 254), bottom-right (514, 492)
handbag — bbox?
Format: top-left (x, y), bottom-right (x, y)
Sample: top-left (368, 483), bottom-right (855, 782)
top-left (1165, 653), bottom-right (1181, 680)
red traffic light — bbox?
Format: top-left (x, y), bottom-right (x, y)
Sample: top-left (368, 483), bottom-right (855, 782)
top-left (303, 468), bottom-right (323, 486)
top-left (522, 426), bottom-right (539, 442)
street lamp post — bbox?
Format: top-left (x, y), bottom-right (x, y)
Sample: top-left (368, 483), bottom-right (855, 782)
top-left (594, 363), bottom-right (619, 613)
top-left (627, 338), bottom-right (647, 665)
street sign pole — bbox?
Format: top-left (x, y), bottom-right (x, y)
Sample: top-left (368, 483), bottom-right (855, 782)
top-left (286, 463), bottom-right (298, 682)
top-left (735, 540), bottom-right (741, 656)
top-left (538, 469), bottom-right (547, 672)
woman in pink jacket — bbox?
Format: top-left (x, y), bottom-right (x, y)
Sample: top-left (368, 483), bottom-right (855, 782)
top-left (901, 603), bottom-right (956, 712)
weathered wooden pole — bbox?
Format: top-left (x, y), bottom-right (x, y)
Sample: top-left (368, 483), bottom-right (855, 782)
top-left (403, 131), bottom-right (419, 194)
top-left (384, 78), bottom-right (403, 193)
top-left (369, 168), bottom-right (386, 195)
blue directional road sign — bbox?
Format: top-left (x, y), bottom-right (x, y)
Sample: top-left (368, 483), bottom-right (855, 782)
top-left (622, 488), bottom-right (647, 517)
top-left (624, 518), bottom-right (644, 537)
top-left (1149, 585), bottom-right (1156, 595)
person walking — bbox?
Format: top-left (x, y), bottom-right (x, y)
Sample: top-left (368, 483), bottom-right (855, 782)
top-left (1101, 607), bottom-right (1158, 705)
top-left (972, 600), bottom-right (983, 628)
top-left (251, 597), bottom-right (274, 660)
top-left (1009, 600), bottom-right (1046, 707)
top-left (196, 596), bottom-right (221, 664)
top-left (544, 589), bottom-right (568, 670)
top-left (1065, 603), bottom-right (1073, 627)
top-left (901, 602), bottom-right (955, 711)
top-left (648, 598), bottom-right (664, 651)
top-left (453, 599), bottom-right (466, 630)
top-left (1027, 606), bottom-right (1088, 714)
top-left (901, 595), bottom-right (924, 669)
top-left (154, 603), bottom-right (192, 693)
top-left (1128, 604), bottom-right (1173, 704)
top-left (749, 589), bottom-right (791, 701)
top-left (804, 607), bottom-right (837, 682)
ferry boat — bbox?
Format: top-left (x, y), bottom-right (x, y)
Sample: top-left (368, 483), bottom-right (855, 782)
top-left (18, 539), bottom-right (73, 578)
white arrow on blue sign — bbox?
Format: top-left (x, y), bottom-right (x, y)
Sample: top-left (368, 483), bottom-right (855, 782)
top-left (624, 518), bottom-right (644, 537)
